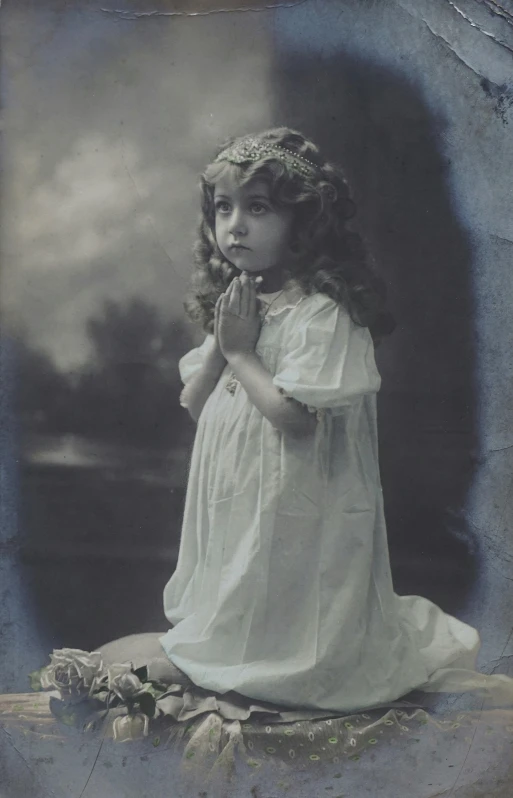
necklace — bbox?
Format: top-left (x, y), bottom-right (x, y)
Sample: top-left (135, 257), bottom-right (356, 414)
top-left (258, 288), bottom-right (286, 320)
top-left (225, 287), bottom-right (286, 395)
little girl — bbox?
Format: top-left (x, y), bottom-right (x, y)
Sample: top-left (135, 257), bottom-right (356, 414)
top-left (159, 127), bottom-right (508, 712)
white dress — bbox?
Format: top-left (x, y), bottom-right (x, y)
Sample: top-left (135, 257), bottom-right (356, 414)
top-left (159, 283), bottom-right (508, 712)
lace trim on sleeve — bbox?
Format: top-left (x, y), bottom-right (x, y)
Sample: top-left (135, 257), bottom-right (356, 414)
top-left (277, 386), bottom-right (327, 422)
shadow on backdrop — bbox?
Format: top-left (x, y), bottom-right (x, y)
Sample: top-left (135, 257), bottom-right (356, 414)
top-left (272, 50), bottom-right (479, 615)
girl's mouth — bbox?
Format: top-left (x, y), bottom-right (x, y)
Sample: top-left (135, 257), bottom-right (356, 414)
top-left (230, 243), bottom-right (250, 250)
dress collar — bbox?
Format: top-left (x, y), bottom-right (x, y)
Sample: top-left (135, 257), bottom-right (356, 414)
top-left (258, 279), bottom-right (306, 319)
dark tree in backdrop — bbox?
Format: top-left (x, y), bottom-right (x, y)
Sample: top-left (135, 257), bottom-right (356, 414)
top-left (76, 297), bottom-right (194, 449)
top-left (17, 297), bottom-right (194, 451)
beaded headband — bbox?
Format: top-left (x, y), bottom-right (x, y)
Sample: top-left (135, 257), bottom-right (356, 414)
top-left (214, 135), bottom-right (320, 178)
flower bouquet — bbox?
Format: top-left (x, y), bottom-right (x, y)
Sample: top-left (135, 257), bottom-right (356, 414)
top-left (29, 648), bottom-right (182, 742)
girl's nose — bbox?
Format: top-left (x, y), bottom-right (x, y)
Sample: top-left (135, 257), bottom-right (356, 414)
top-left (228, 209), bottom-right (247, 236)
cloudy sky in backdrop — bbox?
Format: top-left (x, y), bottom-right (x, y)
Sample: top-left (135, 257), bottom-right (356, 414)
top-left (1, 4), bottom-right (273, 370)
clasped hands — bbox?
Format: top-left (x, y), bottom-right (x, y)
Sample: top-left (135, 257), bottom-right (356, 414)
top-left (214, 273), bottom-right (262, 360)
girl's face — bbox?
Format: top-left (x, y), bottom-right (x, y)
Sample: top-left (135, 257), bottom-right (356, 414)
top-left (213, 171), bottom-right (294, 276)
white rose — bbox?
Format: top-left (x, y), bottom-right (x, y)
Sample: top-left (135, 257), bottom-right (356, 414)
top-left (107, 664), bottom-right (145, 701)
top-left (39, 649), bottom-right (104, 696)
top-left (112, 712), bottom-right (149, 742)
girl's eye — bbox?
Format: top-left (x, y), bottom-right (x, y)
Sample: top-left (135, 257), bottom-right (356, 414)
top-left (250, 202), bottom-right (268, 214)
top-left (215, 201), bottom-right (231, 213)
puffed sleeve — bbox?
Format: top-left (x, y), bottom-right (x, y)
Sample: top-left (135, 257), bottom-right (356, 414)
top-left (178, 334), bottom-right (216, 408)
top-left (272, 294), bottom-right (381, 411)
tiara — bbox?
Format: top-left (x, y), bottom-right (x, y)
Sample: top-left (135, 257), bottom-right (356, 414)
top-left (214, 135), bottom-right (320, 178)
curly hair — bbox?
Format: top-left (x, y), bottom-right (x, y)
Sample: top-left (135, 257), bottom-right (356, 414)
top-left (184, 127), bottom-right (395, 344)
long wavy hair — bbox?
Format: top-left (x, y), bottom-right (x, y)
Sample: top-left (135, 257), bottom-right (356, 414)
top-left (184, 127), bottom-right (395, 344)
